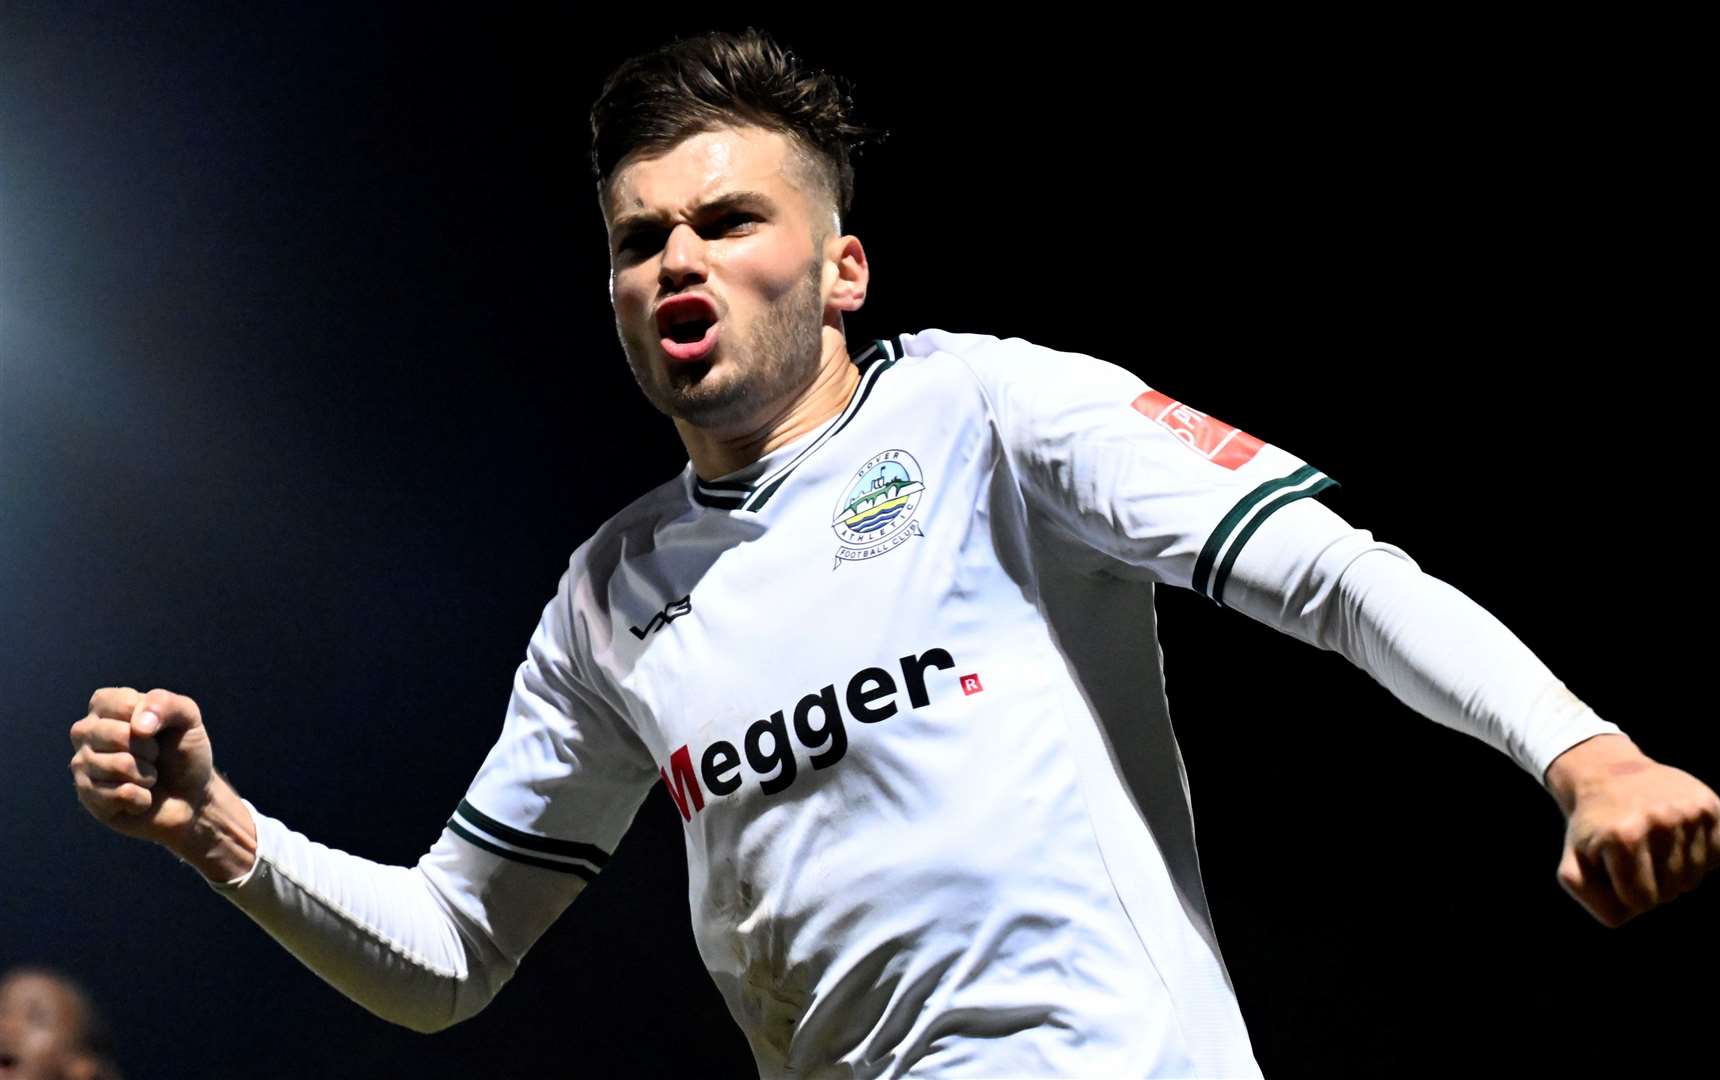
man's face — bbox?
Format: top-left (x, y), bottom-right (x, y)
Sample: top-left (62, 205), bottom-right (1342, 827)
top-left (0, 973), bottom-right (96, 1080)
top-left (604, 125), bottom-right (836, 434)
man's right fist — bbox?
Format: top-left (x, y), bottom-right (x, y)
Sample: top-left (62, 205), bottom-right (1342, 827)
top-left (69, 687), bottom-right (217, 847)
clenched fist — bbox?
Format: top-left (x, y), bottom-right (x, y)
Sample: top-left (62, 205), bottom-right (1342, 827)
top-left (1547, 734), bottom-right (1720, 927)
top-left (69, 687), bottom-right (254, 880)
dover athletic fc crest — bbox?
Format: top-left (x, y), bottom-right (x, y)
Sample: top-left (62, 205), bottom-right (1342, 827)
top-left (831, 449), bottom-right (926, 568)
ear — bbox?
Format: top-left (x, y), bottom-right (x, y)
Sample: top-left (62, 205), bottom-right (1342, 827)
top-left (823, 233), bottom-right (869, 314)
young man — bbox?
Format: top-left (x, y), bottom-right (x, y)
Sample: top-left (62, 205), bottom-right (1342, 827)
top-left (68, 29), bottom-right (1718, 1078)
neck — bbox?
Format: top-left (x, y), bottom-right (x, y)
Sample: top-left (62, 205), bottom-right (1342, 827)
top-left (677, 325), bottom-right (860, 480)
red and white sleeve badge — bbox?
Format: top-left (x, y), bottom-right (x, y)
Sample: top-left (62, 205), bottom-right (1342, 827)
top-left (1130, 389), bottom-right (1264, 470)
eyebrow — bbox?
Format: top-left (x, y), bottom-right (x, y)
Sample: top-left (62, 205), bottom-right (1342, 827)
top-left (609, 190), bottom-right (779, 244)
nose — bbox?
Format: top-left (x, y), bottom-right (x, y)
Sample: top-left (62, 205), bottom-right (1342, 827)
top-left (658, 222), bottom-right (708, 291)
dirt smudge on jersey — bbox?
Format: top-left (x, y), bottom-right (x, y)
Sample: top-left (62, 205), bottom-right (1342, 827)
top-left (723, 877), bottom-right (811, 1066)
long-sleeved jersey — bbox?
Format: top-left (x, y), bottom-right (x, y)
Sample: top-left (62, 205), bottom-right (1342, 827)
top-left (215, 330), bottom-right (1620, 1078)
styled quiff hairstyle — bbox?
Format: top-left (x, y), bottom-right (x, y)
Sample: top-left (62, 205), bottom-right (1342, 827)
top-left (589, 28), bottom-right (880, 229)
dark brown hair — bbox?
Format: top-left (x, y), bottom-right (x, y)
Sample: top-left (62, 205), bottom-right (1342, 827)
top-left (589, 28), bottom-right (880, 226)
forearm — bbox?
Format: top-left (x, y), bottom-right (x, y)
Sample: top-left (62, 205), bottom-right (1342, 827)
top-left (201, 802), bottom-right (513, 1034)
top-left (1327, 547), bottom-right (1622, 782)
top-left (1223, 501), bottom-right (1623, 784)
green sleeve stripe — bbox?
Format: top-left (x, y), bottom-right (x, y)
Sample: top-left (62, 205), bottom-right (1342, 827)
top-left (1193, 464), bottom-right (1321, 598)
top-left (455, 798), bottom-right (610, 865)
top-left (447, 819), bottom-right (598, 882)
top-left (1209, 476), bottom-right (1339, 607)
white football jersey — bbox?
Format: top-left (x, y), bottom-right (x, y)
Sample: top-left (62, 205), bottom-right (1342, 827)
top-left (427, 329), bottom-right (1407, 1077)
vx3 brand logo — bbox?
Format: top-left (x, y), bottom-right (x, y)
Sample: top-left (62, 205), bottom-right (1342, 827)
top-left (630, 595), bottom-right (692, 640)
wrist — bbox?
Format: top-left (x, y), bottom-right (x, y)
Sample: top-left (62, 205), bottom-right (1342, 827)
top-left (166, 774), bottom-right (258, 883)
top-left (1544, 733), bottom-right (1650, 816)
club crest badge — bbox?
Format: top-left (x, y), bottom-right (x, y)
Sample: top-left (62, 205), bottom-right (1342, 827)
top-left (831, 449), bottom-right (926, 568)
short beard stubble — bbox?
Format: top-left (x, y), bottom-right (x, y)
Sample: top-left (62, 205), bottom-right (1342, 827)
top-left (619, 255), bottom-right (827, 433)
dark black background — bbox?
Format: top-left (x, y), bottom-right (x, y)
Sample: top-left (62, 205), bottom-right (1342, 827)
top-left (2, 6), bottom-right (1710, 1077)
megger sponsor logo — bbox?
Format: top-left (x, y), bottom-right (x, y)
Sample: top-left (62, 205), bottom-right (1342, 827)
top-left (659, 647), bottom-right (957, 820)
top-left (1130, 389), bottom-right (1264, 470)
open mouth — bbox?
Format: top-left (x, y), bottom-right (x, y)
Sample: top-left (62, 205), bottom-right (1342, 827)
top-left (655, 295), bottom-right (721, 362)
top-left (664, 315), bottom-right (714, 344)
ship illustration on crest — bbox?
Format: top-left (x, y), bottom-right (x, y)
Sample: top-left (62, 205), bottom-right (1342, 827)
top-left (833, 460), bottom-right (924, 532)
top-left (831, 450), bottom-right (927, 568)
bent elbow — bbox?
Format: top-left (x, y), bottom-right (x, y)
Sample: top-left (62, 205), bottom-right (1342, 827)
top-left (371, 964), bottom-right (499, 1035)
top-left (396, 1009), bottom-right (462, 1036)
top-left (394, 1011), bottom-right (456, 1036)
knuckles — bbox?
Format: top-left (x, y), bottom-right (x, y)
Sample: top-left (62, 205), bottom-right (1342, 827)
top-left (145, 688), bottom-right (189, 712)
top-left (87, 686), bottom-right (139, 715)
top-left (140, 688), bottom-right (200, 723)
top-left (1589, 825), bottom-right (1644, 852)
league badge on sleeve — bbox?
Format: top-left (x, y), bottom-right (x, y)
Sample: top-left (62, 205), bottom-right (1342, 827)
top-left (1131, 389), bottom-right (1265, 470)
top-left (831, 449), bottom-right (926, 569)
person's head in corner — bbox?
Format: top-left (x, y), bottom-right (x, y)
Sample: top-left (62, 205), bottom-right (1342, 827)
top-left (0, 967), bottom-right (122, 1080)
